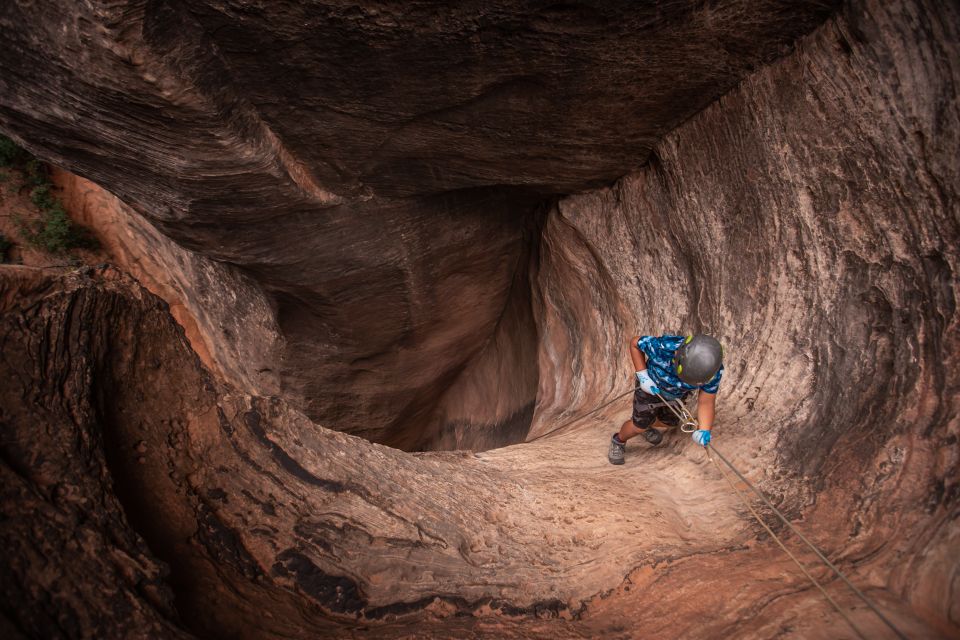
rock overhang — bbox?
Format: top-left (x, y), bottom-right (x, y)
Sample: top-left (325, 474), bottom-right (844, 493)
top-left (1, 0), bottom-right (842, 450)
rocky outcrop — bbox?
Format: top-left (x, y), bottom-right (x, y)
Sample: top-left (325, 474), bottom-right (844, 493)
top-left (0, 255), bottom-right (941, 637)
top-left (0, 0), bottom-right (958, 639)
top-left (49, 169), bottom-right (282, 395)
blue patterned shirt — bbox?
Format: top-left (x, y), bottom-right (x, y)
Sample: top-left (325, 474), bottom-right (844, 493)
top-left (637, 334), bottom-right (723, 398)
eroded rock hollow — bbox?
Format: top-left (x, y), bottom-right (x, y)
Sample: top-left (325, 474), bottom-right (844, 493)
top-left (1, 0), bottom-right (958, 638)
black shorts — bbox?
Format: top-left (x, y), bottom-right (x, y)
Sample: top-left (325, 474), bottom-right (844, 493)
top-left (631, 383), bottom-right (688, 429)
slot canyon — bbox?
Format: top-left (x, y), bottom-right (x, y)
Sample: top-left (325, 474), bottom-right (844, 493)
top-left (0, 0), bottom-right (958, 638)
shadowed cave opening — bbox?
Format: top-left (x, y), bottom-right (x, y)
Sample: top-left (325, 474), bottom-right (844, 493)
top-left (287, 197), bottom-right (549, 454)
top-left (0, 1), bottom-right (958, 639)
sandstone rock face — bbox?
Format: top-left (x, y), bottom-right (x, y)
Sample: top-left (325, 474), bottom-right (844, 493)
top-left (1, 0), bottom-right (959, 639)
top-left (0, 266), bottom-right (756, 638)
top-left (50, 170), bottom-right (281, 391)
top-left (0, 0), bottom-right (838, 449)
top-left (529, 0), bottom-right (960, 635)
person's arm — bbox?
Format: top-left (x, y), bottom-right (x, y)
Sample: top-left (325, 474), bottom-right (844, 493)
top-left (629, 335), bottom-right (647, 371)
top-left (631, 336), bottom-right (661, 395)
top-left (697, 391), bottom-right (716, 431)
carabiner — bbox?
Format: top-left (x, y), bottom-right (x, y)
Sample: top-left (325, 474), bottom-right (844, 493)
top-left (654, 391), bottom-right (699, 433)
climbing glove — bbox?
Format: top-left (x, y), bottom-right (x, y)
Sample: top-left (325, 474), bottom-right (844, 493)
top-left (692, 429), bottom-right (711, 447)
top-left (635, 369), bottom-right (660, 396)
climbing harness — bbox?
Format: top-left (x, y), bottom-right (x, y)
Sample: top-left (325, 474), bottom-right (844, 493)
top-left (650, 391), bottom-right (909, 640)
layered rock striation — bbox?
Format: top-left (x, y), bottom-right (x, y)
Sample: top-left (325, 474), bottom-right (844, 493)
top-left (0, 0), bottom-right (958, 639)
top-left (0, 0), bottom-right (839, 450)
top-left (530, 0), bottom-right (960, 634)
top-left (1, 265), bottom-right (757, 638)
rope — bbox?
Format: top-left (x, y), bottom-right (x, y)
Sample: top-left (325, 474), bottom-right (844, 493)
top-left (528, 380), bottom-right (694, 443)
top-left (527, 386), bottom-right (635, 442)
top-left (706, 446), bottom-right (868, 639)
top-left (529, 380), bottom-right (908, 639)
top-left (651, 393), bottom-right (883, 636)
top-left (653, 389), bottom-right (699, 432)
top-left (652, 391), bottom-right (906, 638)
top-left (707, 443), bottom-right (909, 640)
top-left (650, 389), bottom-right (905, 637)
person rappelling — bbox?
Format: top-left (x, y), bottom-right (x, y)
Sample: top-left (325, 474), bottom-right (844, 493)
top-left (607, 333), bottom-right (723, 465)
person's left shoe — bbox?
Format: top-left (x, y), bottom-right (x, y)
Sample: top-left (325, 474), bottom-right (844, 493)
top-left (641, 427), bottom-right (663, 446)
top-left (607, 434), bottom-right (626, 465)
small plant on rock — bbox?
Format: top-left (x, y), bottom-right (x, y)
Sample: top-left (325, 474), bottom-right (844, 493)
top-left (24, 158), bottom-right (50, 188)
top-left (17, 201), bottom-right (97, 255)
top-left (0, 133), bottom-right (98, 255)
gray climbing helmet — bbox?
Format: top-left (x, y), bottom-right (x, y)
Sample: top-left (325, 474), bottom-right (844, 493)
top-left (672, 334), bottom-right (723, 385)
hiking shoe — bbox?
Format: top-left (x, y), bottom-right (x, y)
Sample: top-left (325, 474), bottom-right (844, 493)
top-left (642, 427), bottom-right (663, 446)
top-left (607, 434), bottom-right (625, 465)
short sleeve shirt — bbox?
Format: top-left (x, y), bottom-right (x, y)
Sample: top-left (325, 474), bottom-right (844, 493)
top-left (637, 334), bottom-right (723, 398)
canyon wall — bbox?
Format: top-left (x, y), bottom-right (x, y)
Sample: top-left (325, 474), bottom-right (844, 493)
top-left (0, 265), bottom-right (761, 638)
top-left (51, 170), bottom-right (281, 391)
top-left (0, 0), bottom-right (838, 449)
top-left (530, 0), bottom-right (959, 633)
top-left (0, 0), bottom-right (958, 639)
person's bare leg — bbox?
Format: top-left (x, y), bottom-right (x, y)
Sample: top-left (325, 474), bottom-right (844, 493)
top-left (619, 419), bottom-right (658, 442)
top-left (610, 416), bottom-right (662, 465)
top-left (618, 418), bottom-right (665, 443)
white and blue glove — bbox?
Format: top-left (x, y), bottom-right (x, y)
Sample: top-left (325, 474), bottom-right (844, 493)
top-left (692, 429), bottom-right (712, 447)
top-left (635, 369), bottom-right (660, 396)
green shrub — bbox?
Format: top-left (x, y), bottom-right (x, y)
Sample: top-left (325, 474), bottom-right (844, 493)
top-left (24, 158), bottom-right (49, 188)
top-left (30, 184), bottom-right (57, 210)
top-left (1, 134), bottom-right (98, 255)
top-left (0, 135), bottom-right (48, 186)
top-left (18, 204), bottom-right (97, 254)
top-left (0, 234), bottom-right (12, 262)
top-left (37, 204), bottom-right (72, 253)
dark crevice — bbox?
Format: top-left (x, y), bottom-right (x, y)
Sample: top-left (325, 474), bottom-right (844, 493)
top-left (93, 377), bottom-right (199, 637)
